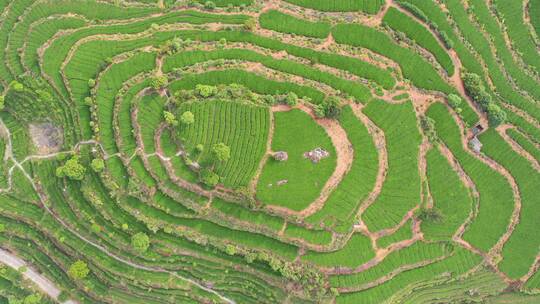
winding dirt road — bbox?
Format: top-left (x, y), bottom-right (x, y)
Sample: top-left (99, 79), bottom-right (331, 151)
top-left (0, 248), bottom-right (78, 304)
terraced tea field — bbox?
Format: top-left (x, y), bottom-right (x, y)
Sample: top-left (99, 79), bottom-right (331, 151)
top-left (0, 0), bottom-right (538, 303)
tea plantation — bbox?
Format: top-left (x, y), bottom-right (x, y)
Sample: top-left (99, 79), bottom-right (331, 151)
top-left (0, 0), bottom-right (538, 303)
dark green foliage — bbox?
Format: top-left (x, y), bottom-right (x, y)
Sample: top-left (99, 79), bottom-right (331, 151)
top-left (462, 73), bottom-right (506, 126)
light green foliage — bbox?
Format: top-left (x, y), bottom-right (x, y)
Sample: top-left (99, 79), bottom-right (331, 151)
top-left (163, 110), bottom-right (178, 126)
top-left (68, 260), bottom-right (90, 279)
top-left (131, 232), bottom-right (150, 253)
top-left (195, 84), bottom-right (218, 98)
top-left (201, 169), bottom-right (220, 187)
top-left (212, 142), bottom-right (231, 162)
top-left (150, 75), bottom-right (168, 90)
top-left (9, 80), bottom-right (24, 92)
top-left (90, 158), bottom-right (105, 172)
top-left (56, 155), bottom-right (86, 180)
top-left (284, 92), bottom-right (298, 106)
top-left (447, 93), bottom-right (462, 109)
top-left (179, 111), bottom-right (195, 125)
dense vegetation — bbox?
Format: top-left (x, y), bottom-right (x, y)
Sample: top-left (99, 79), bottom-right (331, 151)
top-left (0, 0), bottom-right (538, 303)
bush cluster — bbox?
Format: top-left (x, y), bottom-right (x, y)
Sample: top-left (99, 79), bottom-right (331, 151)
top-left (462, 73), bottom-right (507, 126)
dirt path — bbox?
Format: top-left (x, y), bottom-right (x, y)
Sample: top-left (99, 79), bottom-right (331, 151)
top-left (0, 248), bottom-right (78, 304)
top-left (316, 32), bottom-right (334, 50)
top-left (264, 103), bottom-right (354, 218)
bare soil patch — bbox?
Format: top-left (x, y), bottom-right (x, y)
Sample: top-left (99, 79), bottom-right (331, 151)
top-left (29, 123), bottom-right (63, 155)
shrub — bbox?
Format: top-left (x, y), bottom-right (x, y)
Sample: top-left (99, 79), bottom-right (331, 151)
top-left (201, 169), bottom-right (220, 187)
top-left (0, 95), bottom-right (4, 110)
top-left (212, 143), bottom-right (231, 162)
top-left (195, 84), bottom-right (218, 98)
top-left (447, 94), bottom-right (462, 109)
top-left (396, 1), bottom-right (428, 23)
top-left (163, 111), bottom-right (178, 126)
top-left (9, 80), bottom-right (24, 92)
top-left (150, 75), bottom-right (168, 90)
top-left (56, 156), bottom-right (86, 181)
top-left (131, 232), bottom-right (150, 253)
top-left (439, 31), bottom-right (454, 49)
top-left (180, 111), bottom-right (195, 125)
top-left (68, 260), bottom-right (90, 279)
top-left (285, 92), bottom-right (298, 106)
top-left (84, 96), bottom-right (93, 106)
top-left (244, 19), bottom-right (256, 31)
top-left (88, 78), bottom-right (96, 88)
top-left (204, 1), bottom-right (216, 9)
top-left (91, 158), bottom-right (105, 172)
top-left (462, 72), bottom-right (506, 125)
top-left (417, 207), bottom-right (444, 223)
top-left (315, 96), bottom-right (341, 118)
top-left (487, 103), bottom-right (507, 126)
top-left (420, 116), bottom-right (438, 143)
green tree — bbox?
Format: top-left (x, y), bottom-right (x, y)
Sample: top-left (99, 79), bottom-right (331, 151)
top-left (201, 169), bottom-right (219, 187)
top-left (204, 1), bottom-right (215, 9)
top-left (23, 294), bottom-right (42, 304)
top-left (150, 75), bottom-right (168, 90)
top-left (0, 95), bottom-right (5, 110)
top-left (487, 103), bottom-right (507, 126)
top-left (180, 111), bottom-right (195, 125)
top-left (131, 232), bottom-right (150, 253)
top-left (56, 156), bottom-right (86, 180)
top-left (417, 207), bottom-right (443, 223)
top-left (88, 78), bottom-right (96, 88)
top-left (195, 84), bottom-right (217, 98)
top-left (7, 296), bottom-right (22, 304)
top-left (163, 111), bottom-right (178, 126)
top-left (285, 92), bottom-right (298, 106)
top-left (225, 244), bottom-right (237, 255)
top-left (212, 143), bottom-right (230, 162)
top-left (447, 94), bottom-right (462, 109)
top-left (0, 224), bottom-right (5, 233)
top-left (243, 18), bottom-right (256, 31)
top-left (68, 260), bottom-right (90, 279)
top-left (84, 96), bottom-right (93, 106)
top-left (9, 80), bottom-right (23, 92)
top-left (91, 158), bottom-right (105, 172)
